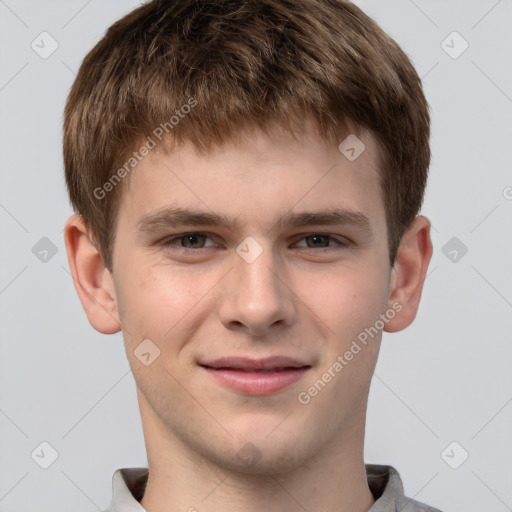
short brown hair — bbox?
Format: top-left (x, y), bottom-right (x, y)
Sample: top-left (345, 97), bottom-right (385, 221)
top-left (63, 0), bottom-right (430, 271)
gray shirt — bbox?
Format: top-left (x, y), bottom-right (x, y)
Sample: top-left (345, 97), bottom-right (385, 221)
top-left (103, 464), bottom-right (444, 512)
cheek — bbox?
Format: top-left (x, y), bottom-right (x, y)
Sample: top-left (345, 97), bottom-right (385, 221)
top-left (115, 259), bottom-right (216, 345)
top-left (114, 259), bottom-right (168, 341)
top-left (299, 261), bottom-right (388, 340)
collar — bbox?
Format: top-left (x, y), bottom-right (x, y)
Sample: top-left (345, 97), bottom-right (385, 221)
top-left (104, 464), bottom-right (440, 511)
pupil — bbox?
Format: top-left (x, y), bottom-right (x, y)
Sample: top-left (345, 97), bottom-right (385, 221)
top-left (184, 234), bottom-right (204, 248)
top-left (309, 235), bottom-right (328, 247)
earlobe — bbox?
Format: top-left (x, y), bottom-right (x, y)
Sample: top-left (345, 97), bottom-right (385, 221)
top-left (384, 215), bottom-right (433, 333)
top-left (63, 213), bottom-right (122, 334)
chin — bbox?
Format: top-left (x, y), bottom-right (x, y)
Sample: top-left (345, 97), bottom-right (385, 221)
top-left (217, 446), bottom-right (307, 476)
top-left (211, 427), bottom-right (311, 475)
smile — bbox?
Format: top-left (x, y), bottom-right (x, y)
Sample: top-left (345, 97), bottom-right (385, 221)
top-left (199, 356), bottom-right (311, 395)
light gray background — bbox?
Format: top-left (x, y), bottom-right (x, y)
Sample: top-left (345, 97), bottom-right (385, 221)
top-left (1, 1), bottom-right (511, 511)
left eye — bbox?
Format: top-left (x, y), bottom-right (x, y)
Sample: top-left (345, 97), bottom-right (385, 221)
top-left (161, 233), bottom-right (348, 250)
top-left (294, 234), bottom-right (346, 248)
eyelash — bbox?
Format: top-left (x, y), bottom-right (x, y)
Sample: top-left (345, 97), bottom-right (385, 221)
top-left (159, 232), bottom-right (351, 251)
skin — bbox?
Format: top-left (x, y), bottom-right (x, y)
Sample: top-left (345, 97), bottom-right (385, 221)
top-left (64, 120), bottom-right (432, 512)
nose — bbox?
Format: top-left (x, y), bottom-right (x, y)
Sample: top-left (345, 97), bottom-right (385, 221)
top-left (217, 243), bottom-right (297, 337)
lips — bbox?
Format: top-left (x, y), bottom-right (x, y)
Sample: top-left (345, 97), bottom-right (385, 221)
top-left (200, 356), bottom-right (311, 372)
top-left (199, 356), bottom-right (311, 395)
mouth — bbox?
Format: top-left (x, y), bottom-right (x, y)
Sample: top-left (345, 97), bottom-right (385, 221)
top-left (199, 356), bottom-right (311, 395)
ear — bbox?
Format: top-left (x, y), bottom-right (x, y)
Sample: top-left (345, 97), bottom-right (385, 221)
top-left (384, 215), bottom-right (433, 333)
top-left (63, 213), bottom-right (121, 334)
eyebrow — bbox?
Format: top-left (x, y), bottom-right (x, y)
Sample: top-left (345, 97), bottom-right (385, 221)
top-left (136, 206), bottom-right (373, 236)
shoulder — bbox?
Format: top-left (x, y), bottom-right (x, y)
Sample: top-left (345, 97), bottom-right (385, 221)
top-left (396, 495), bottom-right (445, 511)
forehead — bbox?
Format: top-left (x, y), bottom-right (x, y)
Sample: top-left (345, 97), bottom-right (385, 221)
top-left (116, 121), bottom-right (386, 236)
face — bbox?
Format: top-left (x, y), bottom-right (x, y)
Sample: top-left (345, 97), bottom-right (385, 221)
top-left (110, 121), bottom-right (393, 473)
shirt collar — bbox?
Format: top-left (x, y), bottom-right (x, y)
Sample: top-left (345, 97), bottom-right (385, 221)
top-left (104, 464), bottom-right (418, 512)
top-left (105, 467), bottom-right (147, 512)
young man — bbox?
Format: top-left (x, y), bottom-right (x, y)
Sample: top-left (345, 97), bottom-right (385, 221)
top-left (63, 0), bottom-right (441, 510)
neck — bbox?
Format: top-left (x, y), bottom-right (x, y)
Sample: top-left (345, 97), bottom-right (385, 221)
top-left (138, 392), bottom-right (375, 512)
